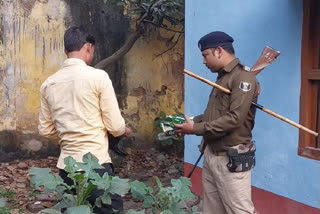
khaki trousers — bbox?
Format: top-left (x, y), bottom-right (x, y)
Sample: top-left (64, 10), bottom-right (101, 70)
top-left (202, 147), bottom-right (255, 214)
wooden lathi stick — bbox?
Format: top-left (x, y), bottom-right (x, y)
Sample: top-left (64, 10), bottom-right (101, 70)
top-left (183, 69), bottom-right (319, 137)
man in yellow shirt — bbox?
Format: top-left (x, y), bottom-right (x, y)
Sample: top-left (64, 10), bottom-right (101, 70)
top-left (38, 26), bottom-right (131, 213)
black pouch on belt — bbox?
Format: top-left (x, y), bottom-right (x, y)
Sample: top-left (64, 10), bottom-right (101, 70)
top-left (226, 141), bottom-right (256, 173)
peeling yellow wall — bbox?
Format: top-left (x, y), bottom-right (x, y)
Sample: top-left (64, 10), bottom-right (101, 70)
top-left (123, 28), bottom-right (184, 147)
top-left (1, 0), bottom-right (68, 132)
top-left (0, 0), bottom-right (184, 155)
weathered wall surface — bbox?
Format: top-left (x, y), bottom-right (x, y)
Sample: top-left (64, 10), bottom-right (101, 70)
top-left (67, 0), bottom-right (184, 148)
top-left (122, 29), bottom-right (184, 148)
top-left (0, 0), bottom-right (69, 161)
top-left (0, 0), bottom-right (184, 160)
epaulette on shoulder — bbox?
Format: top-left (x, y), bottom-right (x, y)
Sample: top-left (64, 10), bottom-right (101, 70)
top-left (239, 62), bottom-right (251, 72)
top-left (242, 65), bottom-right (251, 72)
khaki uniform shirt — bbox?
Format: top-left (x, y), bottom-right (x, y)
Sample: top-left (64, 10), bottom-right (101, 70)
top-left (38, 58), bottom-right (125, 169)
top-left (193, 59), bottom-right (259, 152)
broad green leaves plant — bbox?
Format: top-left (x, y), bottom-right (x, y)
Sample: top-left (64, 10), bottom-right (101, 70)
top-left (29, 153), bottom-right (130, 213)
top-left (0, 198), bottom-right (10, 214)
top-left (29, 152), bottom-right (201, 213)
top-left (130, 177), bottom-right (200, 214)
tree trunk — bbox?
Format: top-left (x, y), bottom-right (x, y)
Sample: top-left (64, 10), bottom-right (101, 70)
top-left (94, 28), bottom-right (144, 69)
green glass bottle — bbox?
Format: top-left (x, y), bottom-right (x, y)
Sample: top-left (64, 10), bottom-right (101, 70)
top-left (157, 114), bottom-right (193, 141)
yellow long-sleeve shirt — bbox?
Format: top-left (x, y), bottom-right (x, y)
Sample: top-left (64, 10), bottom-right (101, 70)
top-left (38, 58), bottom-right (125, 169)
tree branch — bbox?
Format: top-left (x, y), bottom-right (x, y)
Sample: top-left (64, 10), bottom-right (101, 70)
top-left (94, 0), bottom-right (184, 69)
top-left (143, 19), bottom-right (184, 33)
top-left (153, 32), bottom-right (183, 60)
top-left (94, 28), bottom-right (144, 69)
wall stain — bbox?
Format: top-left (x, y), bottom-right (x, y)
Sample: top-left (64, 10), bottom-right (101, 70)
top-left (0, 0), bottom-right (184, 159)
top-left (0, 0), bottom-right (68, 159)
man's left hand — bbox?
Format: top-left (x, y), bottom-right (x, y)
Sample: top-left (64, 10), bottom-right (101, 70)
top-left (174, 116), bottom-right (195, 135)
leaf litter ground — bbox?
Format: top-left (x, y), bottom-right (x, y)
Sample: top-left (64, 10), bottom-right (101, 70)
top-left (0, 149), bottom-right (202, 213)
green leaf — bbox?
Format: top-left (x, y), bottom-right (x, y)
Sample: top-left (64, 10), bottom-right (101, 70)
top-left (29, 167), bottom-right (65, 192)
top-left (0, 198), bottom-right (6, 208)
top-left (73, 173), bottom-right (86, 182)
top-left (87, 171), bottom-right (101, 181)
top-left (39, 209), bottom-right (62, 214)
top-left (130, 181), bottom-right (148, 200)
top-left (56, 186), bottom-right (67, 200)
top-left (64, 156), bottom-right (78, 174)
top-left (52, 194), bottom-right (77, 210)
top-left (141, 197), bottom-right (154, 209)
top-left (66, 205), bottom-right (93, 214)
top-left (81, 182), bottom-right (97, 203)
top-left (95, 198), bottom-right (102, 208)
top-left (130, 181), bottom-right (154, 208)
top-left (91, 172), bottom-right (111, 191)
top-left (161, 210), bottom-right (174, 214)
top-left (0, 208), bottom-right (10, 214)
top-left (95, 192), bottom-right (111, 208)
top-left (29, 167), bottom-right (51, 187)
top-left (109, 177), bottom-right (130, 195)
top-left (155, 177), bottom-right (163, 189)
top-left (101, 193), bottom-right (111, 205)
top-left (167, 202), bottom-right (186, 213)
top-left (157, 192), bottom-right (170, 209)
top-left (126, 210), bottom-right (146, 214)
top-left (153, 177), bottom-right (195, 212)
top-left (189, 206), bottom-right (201, 214)
top-left (76, 153), bottom-right (104, 178)
top-left (0, 189), bottom-right (15, 199)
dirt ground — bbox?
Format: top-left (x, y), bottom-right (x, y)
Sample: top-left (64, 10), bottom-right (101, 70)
top-left (0, 148), bottom-right (202, 213)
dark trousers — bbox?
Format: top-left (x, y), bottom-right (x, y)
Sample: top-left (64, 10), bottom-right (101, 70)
top-left (59, 163), bottom-right (123, 213)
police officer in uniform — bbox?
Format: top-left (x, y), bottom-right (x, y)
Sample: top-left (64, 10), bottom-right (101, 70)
top-left (175, 31), bottom-right (259, 214)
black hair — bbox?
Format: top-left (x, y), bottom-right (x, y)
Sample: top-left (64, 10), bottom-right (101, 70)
top-left (64, 26), bottom-right (95, 52)
top-left (221, 44), bottom-right (235, 54)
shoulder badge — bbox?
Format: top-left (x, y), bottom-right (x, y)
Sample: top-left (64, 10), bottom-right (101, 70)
top-left (239, 81), bottom-right (251, 92)
top-left (243, 66), bottom-right (251, 72)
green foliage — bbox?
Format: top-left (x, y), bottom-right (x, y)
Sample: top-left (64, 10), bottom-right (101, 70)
top-left (0, 189), bottom-right (14, 200)
top-left (0, 198), bottom-right (10, 214)
top-left (0, 199), bottom-right (6, 208)
top-left (126, 210), bottom-right (145, 214)
top-left (130, 177), bottom-right (199, 213)
top-left (40, 208), bottom-right (63, 214)
top-left (103, 0), bottom-right (184, 29)
top-left (65, 205), bottom-right (93, 214)
top-left (29, 153), bottom-right (200, 213)
top-left (28, 191), bottom-right (41, 198)
top-left (29, 153), bottom-right (130, 213)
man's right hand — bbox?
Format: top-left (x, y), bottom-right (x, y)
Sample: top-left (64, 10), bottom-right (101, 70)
top-left (122, 127), bottom-right (132, 137)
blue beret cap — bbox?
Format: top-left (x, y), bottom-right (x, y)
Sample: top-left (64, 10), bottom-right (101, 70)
top-left (198, 31), bottom-right (234, 51)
